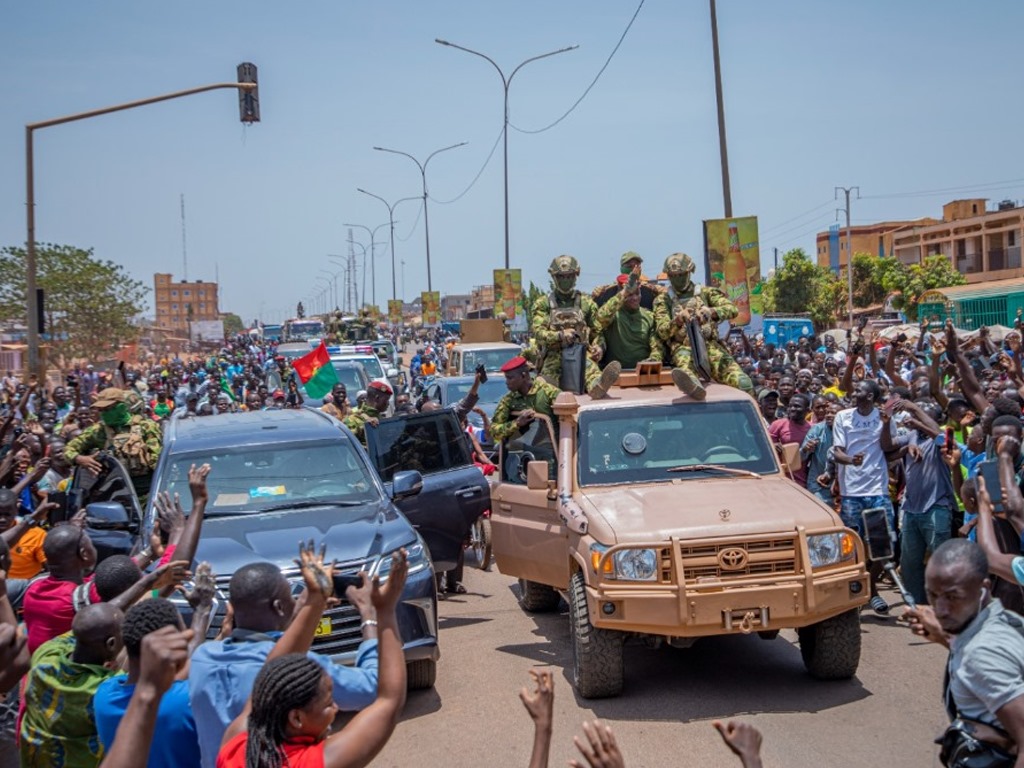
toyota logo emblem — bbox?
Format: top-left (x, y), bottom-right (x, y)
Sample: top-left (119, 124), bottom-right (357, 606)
top-left (718, 547), bottom-right (748, 571)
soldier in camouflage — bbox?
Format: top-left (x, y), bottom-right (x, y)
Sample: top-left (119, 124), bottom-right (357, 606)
top-left (343, 380), bottom-right (392, 446)
top-left (530, 255), bottom-right (620, 399)
top-left (652, 253), bottom-right (753, 395)
top-left (490, 357), bottom-right (561, 444)
top-left (64, 387), bottom-right (163, 501)
top-left (593, 267), bottom-right (664, 370)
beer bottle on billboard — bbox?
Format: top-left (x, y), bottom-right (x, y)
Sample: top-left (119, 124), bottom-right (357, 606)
top-left (724, 222), bottom-right (751, 325)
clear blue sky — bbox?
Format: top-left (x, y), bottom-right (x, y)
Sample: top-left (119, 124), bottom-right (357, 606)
top-left (2, 1), bottom-right (1022, 325)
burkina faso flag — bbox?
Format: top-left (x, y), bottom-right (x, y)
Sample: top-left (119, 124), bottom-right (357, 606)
top-left (293, 344), bottom-right (338, 399)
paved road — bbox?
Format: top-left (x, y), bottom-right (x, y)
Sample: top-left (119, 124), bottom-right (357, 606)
top-left (375, 562), bottom-right (948, 768)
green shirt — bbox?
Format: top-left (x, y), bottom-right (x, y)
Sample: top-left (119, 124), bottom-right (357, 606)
top-left (343, 403), bottom-right (382, 445)
top-left (594, 290), bottom-right (663, 369)
top-left (490, 378), bottom-right (562, 443)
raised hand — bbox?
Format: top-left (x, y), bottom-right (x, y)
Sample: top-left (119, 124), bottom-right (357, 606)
top-left (187, 463), bottom-right (211, 505)
top-left (154, 492), bottom-right (185, 535)
top-left (183, 562), bottom-right (216, 610)
top-left (345, 572), bottom-right (376, 622)
top-left (569, 720), bottom-right (625, 768)
top-left (295, 539), bottom-right (334, 600)
top-left (713, 720), bottom-right (763, 766)
top-left (151, 560), bottom-right (191, 592)
top-left (371, 549), bottom-right (408, 613)
top-left (518, 668), bottom-right (554, 725)
top-left (137, 625), bottom-right (194, 696)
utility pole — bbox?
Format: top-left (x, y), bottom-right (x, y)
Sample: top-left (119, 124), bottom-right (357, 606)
top-left (773, 247), bottom-right (778, 271)
top-left (709, 0), bottom-right (732, 218)
top-left (347, 238), bottom-right (358, 312)
top-left (180, 193), bottom-right (188, 281)
top-left (835, 186), bottom-right (860, 328)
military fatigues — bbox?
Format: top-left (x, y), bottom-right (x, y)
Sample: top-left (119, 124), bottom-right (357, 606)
top-left (343, 404), bottom-right (382, 446)
top-left (490, 378), bottom-right (562, 443)
top-left (531, 292), bottom-right (604, 391)
top-left (593, 290), bottom-right (663, 369)
top-left (653, 285), bottom-right (752, 393)
top-left (64, 416), bottom-right (163, 499)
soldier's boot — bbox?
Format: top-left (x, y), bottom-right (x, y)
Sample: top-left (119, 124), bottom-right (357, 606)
top-left (671, 367), bottom-right (706, 401)
top-left (588, 360), bottom-right (621, 400)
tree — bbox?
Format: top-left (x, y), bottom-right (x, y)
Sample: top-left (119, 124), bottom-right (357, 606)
top-left (0, 244), bottom-right (148, 367)
top-left (881, 255), bottom-right (965, 320)
top-left (221, 313), bottom-right (244, 336)
top-left (525, 281), bottom-right (546, 332)
top-left (851, 253), bottom-right (893, 308)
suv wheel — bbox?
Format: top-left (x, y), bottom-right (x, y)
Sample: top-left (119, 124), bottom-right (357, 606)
top-left (517, 579), bottom-right (561, 612)
top-left (470, 518), bottom-right (492, 571)
top-left (797, 608), bottom-right (861, 680)
top-left (407, 659), bottom-right (437, 690)
top-left (568, 570), bottom-right (624, 698)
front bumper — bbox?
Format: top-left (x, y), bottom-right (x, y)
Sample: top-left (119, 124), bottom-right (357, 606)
top-left (587, 530), bottom-right (869, 637)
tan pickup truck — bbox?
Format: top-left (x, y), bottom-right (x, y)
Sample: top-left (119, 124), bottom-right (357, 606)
top-left (489, 368), bottom-right (869, 698)
top-left (446, 318), bottom-right (521, 376)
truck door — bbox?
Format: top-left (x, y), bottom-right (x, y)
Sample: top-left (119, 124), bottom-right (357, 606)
top-left (490, 417), bottom-right (570, 590)
top-left (366, 411), bottom-right (489, 571)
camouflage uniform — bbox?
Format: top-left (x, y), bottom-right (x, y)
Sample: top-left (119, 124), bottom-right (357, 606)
top-left (531, 256), bottom-right (604, 392)
top-left (490, 378), bottom-right (562, 443)
top-left (590, 251), bottom-right (665, 306)
top-left (64, 415), bottom-right (163, 499)
top-left (343, 403), bottom-right (382, 446)
top-left (594, 289), bottom-right (663, 369)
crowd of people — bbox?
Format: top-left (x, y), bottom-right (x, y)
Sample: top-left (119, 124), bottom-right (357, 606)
top-left (3, 252), bottom-right (1024, 763)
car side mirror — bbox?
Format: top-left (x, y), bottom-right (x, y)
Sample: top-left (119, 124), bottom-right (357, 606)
top-left (526, 460), bottom-right (548, 490)
top-left (392, 470), bottom-right (424, 500)
top-left (85, 501), bottom-right (130, 530)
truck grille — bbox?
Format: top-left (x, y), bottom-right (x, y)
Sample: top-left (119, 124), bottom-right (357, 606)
top-left (678, 537), bottom-right (798, 581)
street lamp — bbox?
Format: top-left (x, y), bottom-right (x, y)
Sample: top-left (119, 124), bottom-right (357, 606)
top-left (24, 66), bottom-right (259, 382)
top-left (343, 221), bottom-right (390, 307)
top-left (318, 268), bottom-right (341, 311)
top-left (373, 142), bottom-right (467, 292)
top-left (436, 38), bottom-right (577, 269)
top-left (356, 190), bottom-right (420, 301)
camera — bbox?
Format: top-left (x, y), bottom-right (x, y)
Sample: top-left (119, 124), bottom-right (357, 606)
top-left (476, 363), bottom-right (487, 383)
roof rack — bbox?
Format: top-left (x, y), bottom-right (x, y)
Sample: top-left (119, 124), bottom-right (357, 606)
top-left (613, 361), bottom-right (674, 388)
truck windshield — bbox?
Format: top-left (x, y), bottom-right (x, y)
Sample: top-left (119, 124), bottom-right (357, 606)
top-left (577, 401), bottom-right (778, 486)
top-left (155, 440), bottom-right (378, 515)
top-left (462, 348), bottom-right (518, 372)
top-left (443, 379), bottom-right (507, 404)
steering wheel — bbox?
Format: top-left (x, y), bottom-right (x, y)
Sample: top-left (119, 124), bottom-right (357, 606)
top-left (701, 445), bottom-right (739, 461)
top-left (305, 479), bottom-right (353, 498)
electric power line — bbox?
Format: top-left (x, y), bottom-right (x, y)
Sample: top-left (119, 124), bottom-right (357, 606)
top-left (396, 201), bottom-right (424, 241)
top-left (509, 0), bottom-right (645, 135)
top-left (759, 200), bottom-right (835, 236)
top-left (862, 177), bottom-right (1024, 201)
top-left (429, 125), bottom-right (504, 205)
top-left (763, 211), bottom-right (836, 242)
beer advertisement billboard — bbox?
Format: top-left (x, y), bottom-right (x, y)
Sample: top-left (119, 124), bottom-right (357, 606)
top-left (387, 299), bottom-right (403, 325)
top-left (421, 291), bottom-right (441, 326)
top-left (702, 216), bottom-right (761, 325)
top-left (492, 268), bottom-right (523, 320)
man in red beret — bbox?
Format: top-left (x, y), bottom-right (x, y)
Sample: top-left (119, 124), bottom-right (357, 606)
top-left (344, 380), bottom-right (393, 446)
top-left (490, 357), bottom-right (561, 444)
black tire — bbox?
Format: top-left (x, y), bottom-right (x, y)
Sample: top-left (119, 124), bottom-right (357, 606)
top-left (407, 659), bottom-right (437, 690)
top-left (568, 570), bottom-right (624, 698)
top-left (517, 579), bottom-right (561, 613)
top-left (797, 609), bottom-right (862, 680)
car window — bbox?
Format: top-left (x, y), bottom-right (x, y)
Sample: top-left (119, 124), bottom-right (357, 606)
top-left (156, 440), bottom-right (378, 514)
top-left (461, 348), bottom-right (517, 372)
top-left (371, 414), bottom-right (472, 482)
top-left (335, 355), bottom-right (384, 379)
top-left (442, 379), bottom-right (507, 404)
top-left (501, 416), bottom-right (556, 485)
top-left (578, 402), bottom-right (777, 486)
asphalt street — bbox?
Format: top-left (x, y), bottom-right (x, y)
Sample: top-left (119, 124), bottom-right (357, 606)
top-left (375, 563), bottom-right (948, 768)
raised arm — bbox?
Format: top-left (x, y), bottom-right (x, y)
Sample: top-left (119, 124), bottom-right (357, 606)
top-left (975, 475), bottom-right (1021, 584)
top-left (946, 320), bottom-right (989, 414)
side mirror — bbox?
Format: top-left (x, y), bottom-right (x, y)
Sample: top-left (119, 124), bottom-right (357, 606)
top-left (392, 470), bottom-right (424, 501)
top-left (85, 501), bottom-right (130, 530)
top-left (526, 460), bottom-right (548, 490)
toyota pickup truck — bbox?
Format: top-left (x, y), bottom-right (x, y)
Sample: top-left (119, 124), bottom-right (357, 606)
top-left (490, 365), bottom-right (869, 698)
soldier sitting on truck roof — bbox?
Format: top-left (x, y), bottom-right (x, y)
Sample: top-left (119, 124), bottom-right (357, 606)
top-left (592, 269), bottom-right (664, 371)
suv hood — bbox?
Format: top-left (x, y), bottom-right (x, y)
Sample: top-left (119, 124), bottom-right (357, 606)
top-left (579, 477), bottom-right (843, 544)
top-left (194, 500), bottom-right (416, 574)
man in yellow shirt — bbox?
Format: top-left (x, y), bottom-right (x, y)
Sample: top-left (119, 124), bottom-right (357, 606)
top-left (0, 488), bottom-right (52, 584)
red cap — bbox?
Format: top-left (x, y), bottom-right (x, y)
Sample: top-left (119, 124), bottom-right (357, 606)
top-left (616, 274), bottom-right (630, 285)
top-left (500, 356), bottom-right (528, 373)
top-left (272, 389), bottom-right (285, 399)
top-left (368, 380), bottom-right (393, 396)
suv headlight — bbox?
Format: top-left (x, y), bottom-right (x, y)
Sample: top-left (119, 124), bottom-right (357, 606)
top-left (375, 540), bottom-right (430, 580)
top-left (807, 533), bottom-right (856, 569)
top-left (613, 549), bottom-right (658, 581)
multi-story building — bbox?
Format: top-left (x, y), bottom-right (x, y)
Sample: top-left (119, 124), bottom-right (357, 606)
top-left (815, 217), bottom-right (939, 271)
top-left (890, 199), bottom-right (1024, 282)
top-left (153, 273), bottom-right (220, 332)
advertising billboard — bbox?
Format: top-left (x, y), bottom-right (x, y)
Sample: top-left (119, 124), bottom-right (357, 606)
top-left (421, 292), bottom-right (441, 326)
top-left (492, 268), bottom-right (524, 320)
top-left (387, 299), bottom-right (403, 325)
top-left (703, 215), bottom-right (761, 326)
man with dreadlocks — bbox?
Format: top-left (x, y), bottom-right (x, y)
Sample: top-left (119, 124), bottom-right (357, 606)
top-left (218, 549), bottom-right (410, 768)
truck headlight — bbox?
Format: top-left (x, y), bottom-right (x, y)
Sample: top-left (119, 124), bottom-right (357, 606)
top-left (613, 549), bottom-right (658, 581)
top-left (375, 541), bottom-right (430, 580)
top-left (807, 533), bottom-right (856, 568)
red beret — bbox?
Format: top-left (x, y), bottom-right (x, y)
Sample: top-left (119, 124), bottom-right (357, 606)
top-left (616, 274), bottom-right (630, 286)
top-left (368, 380), bottom-right (393, 396)
top-left (500, 356), bottom-right (528, 373)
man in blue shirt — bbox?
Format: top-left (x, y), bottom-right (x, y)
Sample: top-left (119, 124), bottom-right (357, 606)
top-left (94, 599), bottom-right (202, 768)
top-left (188, 561), bottom-right (379, 768)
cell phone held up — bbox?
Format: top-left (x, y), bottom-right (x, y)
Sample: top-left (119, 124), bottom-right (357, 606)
top-left (945, 427), bottom-right (955, 454)
top-left (331, 572), bottom-right (363, 595)
top-left (476, 363), bottom-right (487, 383)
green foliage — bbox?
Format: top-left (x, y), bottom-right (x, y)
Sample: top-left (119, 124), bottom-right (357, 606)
top-left (0, 243), bottom-right (148, 366)
top-left (882, 255), bottom-right (966, 320)
top-left (851, 253), bottom-right (890, 308)
top-left (762, 248), bottom-right (845, 329)
top-left (221, 313), bottom-right (244, 335)
top-left (525, 281), bottom-right (546, 331)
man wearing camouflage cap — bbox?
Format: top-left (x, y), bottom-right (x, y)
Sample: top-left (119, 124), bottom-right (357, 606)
top-left (653, 253), bottom-right (753, 395)
top-left (64, 387), bottom-right (163, 501)
top-left (530, 255), bottom-right (620, 399)
top-left (593, 266), bottom-right (664, 370)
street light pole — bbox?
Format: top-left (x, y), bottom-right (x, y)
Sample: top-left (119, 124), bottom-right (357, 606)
top-left (318, 268), bottom-right (341, 310)
top-left (708, 0), bottom-right (732, 218)
top-left (343, 222), bottom-right (390, 307)
top-left (373, 142), bottom-right (467, 292)
top-left (355, 191), bottom-right (419, 301)
top-left (24, 74), bottom-right (258, 382)
top-left (435, 39), bottom-right (577, 269)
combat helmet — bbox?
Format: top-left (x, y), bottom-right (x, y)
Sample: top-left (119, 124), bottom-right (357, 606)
top-left (663, 252), bottom-right (696, 276)
top-left (548, 255), bottom-right (580, 276)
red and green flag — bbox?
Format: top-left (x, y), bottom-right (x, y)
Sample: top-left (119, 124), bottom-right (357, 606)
top-left (293, 344), bottom-right (339, 399)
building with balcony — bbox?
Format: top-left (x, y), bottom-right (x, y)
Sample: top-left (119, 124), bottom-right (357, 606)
top-left (153, 273), bottom-right (220, 332)
top-left (815, 217), bottom-right (939, 271)
top-left (890, 199), bottom-right (1024, 282)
